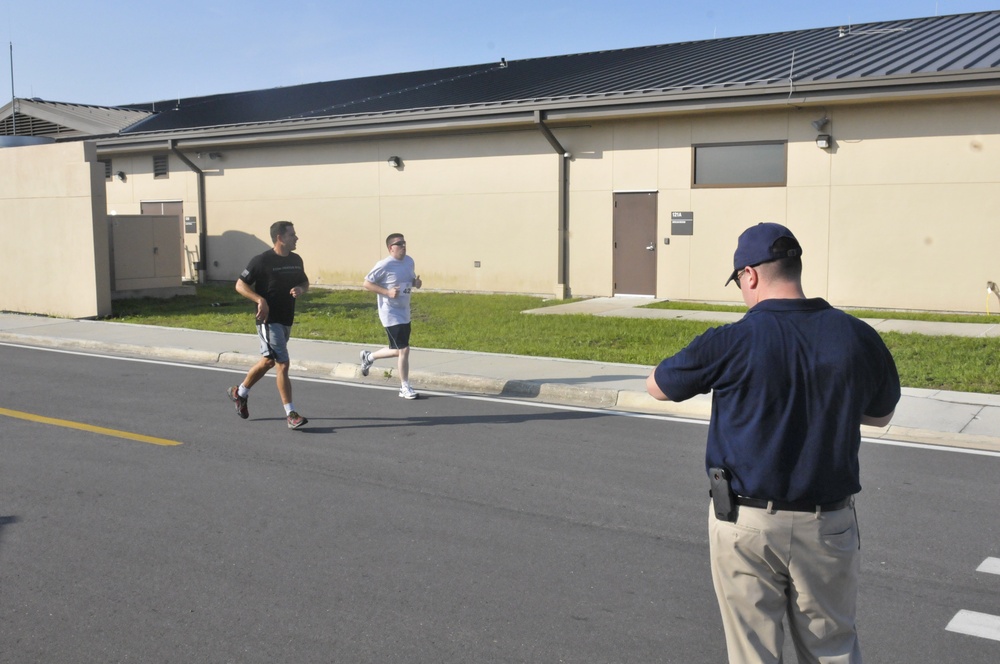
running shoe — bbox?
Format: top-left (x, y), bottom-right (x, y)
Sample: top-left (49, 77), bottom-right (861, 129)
top-left (287, 411), bottom-right (308, 429)
top-left (227, 386), bottom-right (249, 419)
top-left (360, 350), bottom-right (374, 376)
top-left (398, 385), bottom-right (419, 400)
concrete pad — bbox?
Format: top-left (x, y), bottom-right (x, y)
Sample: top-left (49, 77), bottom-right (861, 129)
top-left (523, 297), bottom-right (655, 317)
top-left (615, 391), bottom-right (712, 420)
top-left (900, 386), bottom-right (946, 399)
top-left (596, 309), bottom-right (743, 323)
top-left (864, 318), bottom-right (1000, 337)
top-left (878, 426), bottom-right (1000, 453)
top-left (0, 315), bottom-right (83, 331)
top-left (959, 405), bottom-right (1000, 437)
top-left (891, 395), bottom-right (982, 433)
top-left (927, 390), bottom-right (1000, 407)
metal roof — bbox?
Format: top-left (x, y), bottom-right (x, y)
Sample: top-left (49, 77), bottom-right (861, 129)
top-left (0, 99), bottom-right (152, 138)
top-left (117, 11), bottom-right (1000, 138)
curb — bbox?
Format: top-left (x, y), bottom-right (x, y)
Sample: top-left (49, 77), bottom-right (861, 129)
top-left (863, 425), bottom-right (1000, 453)
top-left (0, 333), bottom-right (227, 366)
top-left (4, 332), bottom-right (1000, 453)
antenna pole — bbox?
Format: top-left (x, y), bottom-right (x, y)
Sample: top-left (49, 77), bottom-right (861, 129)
top-left (9, 42), bottom-right (15, 135)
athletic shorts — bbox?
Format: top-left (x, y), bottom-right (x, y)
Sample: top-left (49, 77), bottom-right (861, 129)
top-left (385, 322), bottom-right (411, 350)
top-left (257, 322), bottom-right (291, 364)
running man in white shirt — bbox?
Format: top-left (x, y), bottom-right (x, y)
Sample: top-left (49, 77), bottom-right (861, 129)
top-left (359, 233), bottom-right (422, 399)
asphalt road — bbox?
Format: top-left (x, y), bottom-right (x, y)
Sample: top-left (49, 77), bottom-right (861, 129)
top-left (0, 344), bottom-right (997, 663)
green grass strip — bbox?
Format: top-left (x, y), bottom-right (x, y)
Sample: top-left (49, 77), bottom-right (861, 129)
top-left (109, 284), bottom-right (1000, 394)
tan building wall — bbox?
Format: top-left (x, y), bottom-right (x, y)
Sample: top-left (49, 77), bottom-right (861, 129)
top-left (0, 141), bottom-right (111, 318)
top-left (105, 151), bottom-right (200, 280)
top-left (156, 130), bottom-right (562, 295)
top-left (642, 97), bottom-right (998, 312)
top-left (100, 94), bottom-right (1000, 313)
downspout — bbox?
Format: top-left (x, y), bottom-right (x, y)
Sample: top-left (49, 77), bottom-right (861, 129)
top-left (169, 140), bottom-right (207, 284)
top-left (534, 110), bottom-right (571, 299)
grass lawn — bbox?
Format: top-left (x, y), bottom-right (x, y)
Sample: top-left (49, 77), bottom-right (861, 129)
top-left (108, 284), bottom-right (1000, 394)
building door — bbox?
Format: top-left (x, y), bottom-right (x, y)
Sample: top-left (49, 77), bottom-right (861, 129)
top-left (612, 192), bottom-right (657, 296)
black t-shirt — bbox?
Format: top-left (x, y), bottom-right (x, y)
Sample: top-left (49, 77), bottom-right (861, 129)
top-left (239, 250), bottom-right (308, 326)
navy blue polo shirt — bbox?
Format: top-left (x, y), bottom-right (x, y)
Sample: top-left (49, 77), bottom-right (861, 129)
top-left (653, 298), bottom-right (900, 504)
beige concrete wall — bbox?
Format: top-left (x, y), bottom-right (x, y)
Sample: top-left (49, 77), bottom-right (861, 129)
top-left (105, 151), bottom-right (199, 279)
top-left (98, 94), bottom-right (1000, 313)
top-left (563, 124), bottom-right (615, 296)
top-left (105, 152), bottom-right (199, 215)
top-left (191, 130), bottom-right (561, 295)
top-left (0, 141), bottom-right (111, 318)
top-left (650, 110), bottom-right (821, 304)
top-left (825, 99), bottom-right (1000, 311)
top-left (642, 98), bottom-right (1000, 312)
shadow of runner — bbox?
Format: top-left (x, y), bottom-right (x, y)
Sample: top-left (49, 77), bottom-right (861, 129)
top-left (324, 409), bottom-right (609, 432)
top-left (245, 409), bottom-right (609, 433)
top-left (0, 515), bottom-right (20, 550)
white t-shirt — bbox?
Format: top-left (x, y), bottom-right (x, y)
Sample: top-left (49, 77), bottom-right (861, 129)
top-left (365, 254), bottom-right (417, 327)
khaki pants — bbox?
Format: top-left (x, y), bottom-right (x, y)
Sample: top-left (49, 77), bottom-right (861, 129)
top-left (708, 501), bottom-right (862, 664)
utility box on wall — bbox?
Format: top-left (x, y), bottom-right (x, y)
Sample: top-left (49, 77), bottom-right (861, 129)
top-left (108, 215), bottom-right (184, 292)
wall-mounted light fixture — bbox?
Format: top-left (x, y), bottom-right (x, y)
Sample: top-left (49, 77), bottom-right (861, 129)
top-left (116, 171), bottom-right (127, 182)
top-left (387, 155), bottom-right (402, 168)
top-left (812, 115), bottom-right (832, 149)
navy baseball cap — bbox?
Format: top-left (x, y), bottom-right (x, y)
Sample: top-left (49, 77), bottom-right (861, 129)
top-left (724, 223), bottom-right (802, 286)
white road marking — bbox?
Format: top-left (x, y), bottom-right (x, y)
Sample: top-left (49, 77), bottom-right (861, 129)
top-left (945, 559), bottom-right (1000, 642)
top-left (859, 437), bottom-right (1000, 458)
top-left (977, 557), bottom-right (1000, 575)
top-left (945, 610), bottom-right (1000, 642)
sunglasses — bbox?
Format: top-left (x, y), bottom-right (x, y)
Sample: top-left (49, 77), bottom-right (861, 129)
top-left (390, 241), bottom-right (406, 247)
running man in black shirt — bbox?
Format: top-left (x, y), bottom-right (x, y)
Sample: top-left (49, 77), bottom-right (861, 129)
top-left (226, 221), bottom-right (310, 429)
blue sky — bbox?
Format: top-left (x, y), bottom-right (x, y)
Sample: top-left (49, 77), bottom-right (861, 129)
top-left (3, 1), bottom-right (999, 106)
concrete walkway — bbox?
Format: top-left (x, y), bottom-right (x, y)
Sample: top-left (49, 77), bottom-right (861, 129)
top-left (1, 301), bottom-right (998, 453)
top-left (523, 296), bottom-right (1000, 338)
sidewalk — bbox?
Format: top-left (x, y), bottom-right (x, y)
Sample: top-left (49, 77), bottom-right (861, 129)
top-left (1, 302), bottom-right (998, 453)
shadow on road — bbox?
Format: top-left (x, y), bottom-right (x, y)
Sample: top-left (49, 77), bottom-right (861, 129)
top-left (297, 407), bottom-right (610, 433)
top-left (247, 406), bottom-right (610, 433)
top-left (0, 515), bottom-right (20, 550)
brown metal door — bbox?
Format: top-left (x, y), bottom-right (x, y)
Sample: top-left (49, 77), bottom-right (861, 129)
top-left (612, 192), bottom-right (657, 295)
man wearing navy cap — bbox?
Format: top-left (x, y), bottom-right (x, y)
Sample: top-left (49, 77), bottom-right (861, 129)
top-left (647, 223), bottom-right (900, 663)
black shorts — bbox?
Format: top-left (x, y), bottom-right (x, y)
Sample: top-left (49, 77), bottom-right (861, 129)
top-left (385, 323), bottom-right (411, 350)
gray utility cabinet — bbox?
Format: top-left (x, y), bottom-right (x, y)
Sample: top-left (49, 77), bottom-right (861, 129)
top-left (108, 214), bottom-right (183, 292)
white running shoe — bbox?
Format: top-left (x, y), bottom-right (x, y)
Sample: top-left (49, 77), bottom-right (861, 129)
top-left (360, 350), bottom-right (374, 376)
top-left (398, 385), bottom-right (418, 400)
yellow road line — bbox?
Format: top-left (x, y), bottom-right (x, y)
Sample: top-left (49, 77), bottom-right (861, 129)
top-left (0, 407), bottom-right (183, 447)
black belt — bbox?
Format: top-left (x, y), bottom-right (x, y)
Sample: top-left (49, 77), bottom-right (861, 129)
top-left (734, 496), bottom-right (852, 513)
